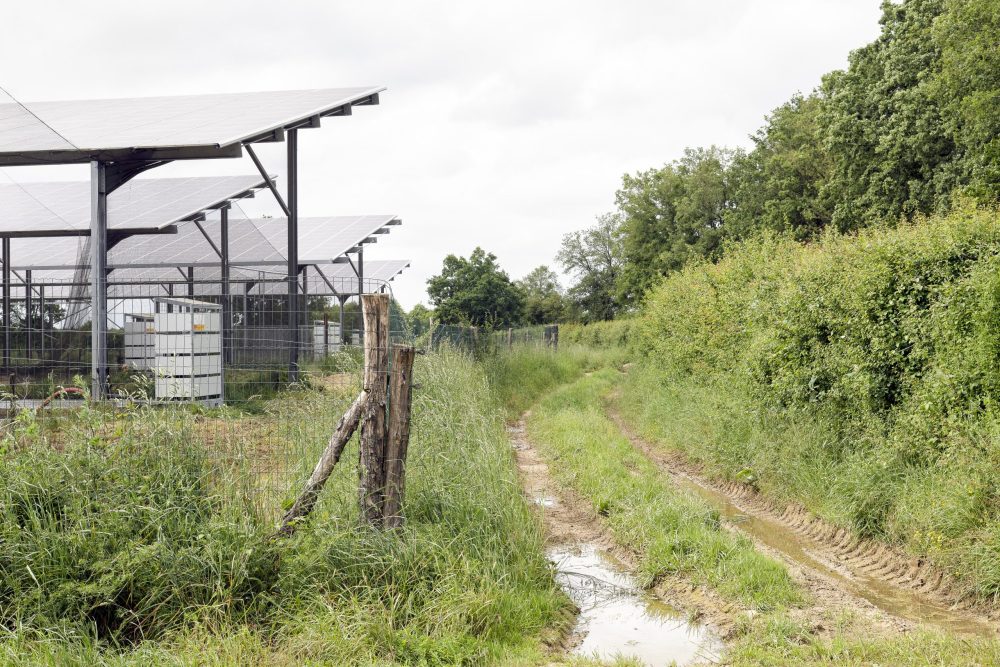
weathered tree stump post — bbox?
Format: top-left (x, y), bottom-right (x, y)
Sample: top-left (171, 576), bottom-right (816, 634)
top-left (552, 324), bottom-right (559, 351)
top-left (359, 293), bottom-right (390, 526)
top-left (507, 327), bottom-right (513, 349)
top-left (383, 344), bottom-right (415, 528)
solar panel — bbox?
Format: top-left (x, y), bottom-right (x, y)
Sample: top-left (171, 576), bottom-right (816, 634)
top-left (0, 87), bottom-right (384, 164)
top-left (253, 215), bottom-right (401, 264)
top-left (0, 174), bottom-right (267, 238)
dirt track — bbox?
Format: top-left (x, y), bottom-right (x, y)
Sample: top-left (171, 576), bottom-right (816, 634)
top-left (605, 403), bottom-right (999, 639)
top-left (509, 415), bottom-right (743, 642)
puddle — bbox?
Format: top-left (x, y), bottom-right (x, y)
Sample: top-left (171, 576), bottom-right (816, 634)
top-left (550, 544), bottom-right (722, 666)
top-left (674, 475), bottom-right (997, 637)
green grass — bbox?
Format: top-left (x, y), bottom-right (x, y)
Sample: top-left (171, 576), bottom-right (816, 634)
top-left (483, 343), bottom-right (627, 418)
top-left (0, 350), bottom-right (569, 665)
top-left (525, 368), bottom-right (802, 611)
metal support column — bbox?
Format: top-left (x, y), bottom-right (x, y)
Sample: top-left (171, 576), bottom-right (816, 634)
top-left (287, 128), bottom-right (300, 381)
top-left (2, 237), bottom-right (10, 375)
top-left (39, 285), bottom-right (45, 363)
top-left (220, 206), bottom-right (232, 365)
top-left (356, 245), bottom-right (364, 346)
top-left (187, 266), bottom-right (195, 297)
top-left (338, 295), bottom-right (347, 346)
top-left (301, 265), bottom-right (309, 359)
top-left (24, 269), bottom-right (31, 360)
top-left (90, 161), bottom-right (109, 399)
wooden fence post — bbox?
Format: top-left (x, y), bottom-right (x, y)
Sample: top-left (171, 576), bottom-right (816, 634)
top-left (359, 293), bottom-right (390, 526)
top-left (383, 344), bottom-right (415, 528)
top-left (507, 327), bottom-right (513, 349)
top-left (552, 324), bottom-right (559, 351)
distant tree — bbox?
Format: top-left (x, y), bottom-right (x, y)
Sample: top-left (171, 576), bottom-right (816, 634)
top-left (426, 247), bottom-right (524, 327)
top-left (407, 303), bottom-right (434, 336)
top-left (727, 94), bottom-right (833, 240)
top-left (615, 146), bottom-right (732, 300)
top-left (557, 213), bottom-right (625, 322)
top-left (517, 265), bottom-right (565, 324)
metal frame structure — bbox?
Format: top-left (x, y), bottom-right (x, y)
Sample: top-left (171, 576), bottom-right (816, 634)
top-left (0, 86), bottom-right (385, 397)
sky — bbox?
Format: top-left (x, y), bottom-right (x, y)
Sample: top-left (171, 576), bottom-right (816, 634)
top-left (0, 0), bottom-right (883, 308)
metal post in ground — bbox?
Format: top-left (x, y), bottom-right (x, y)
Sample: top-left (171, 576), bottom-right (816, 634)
top-left (90, 162), bottom-right (109, 399)
top-left (287, 128), bottom-right (300, 382)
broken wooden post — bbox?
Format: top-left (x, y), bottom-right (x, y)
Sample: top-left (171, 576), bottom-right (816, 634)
top-left (359, 293), bottom-right (390, 526)
top-left (383, 344), bottom-right (415, 528)
top-left (276, 390), bottom-right (370, 536)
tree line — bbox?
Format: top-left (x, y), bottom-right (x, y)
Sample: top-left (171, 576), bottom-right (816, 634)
top-left (415, 0), bottom-right (999, 329)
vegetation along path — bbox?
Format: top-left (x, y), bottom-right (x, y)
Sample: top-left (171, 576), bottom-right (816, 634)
top-left (603, 389), bottom-right (999, 640)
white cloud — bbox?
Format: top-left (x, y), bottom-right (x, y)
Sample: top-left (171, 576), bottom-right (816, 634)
top-left (0, 0), bottom-right (882, 307)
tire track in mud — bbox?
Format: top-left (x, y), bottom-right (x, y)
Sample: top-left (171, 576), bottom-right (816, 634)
top-left (605, 403), bottom-right (1000, 638)
top-left (509, 415), bottom-right (741, 644)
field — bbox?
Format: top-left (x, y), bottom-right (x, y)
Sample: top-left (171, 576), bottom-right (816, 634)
top-left (6, 268), bottom-right (1000, 665)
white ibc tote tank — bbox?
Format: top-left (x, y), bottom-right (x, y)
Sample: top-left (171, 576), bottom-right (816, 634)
top-left (152, 297), bottom-right (223, 406)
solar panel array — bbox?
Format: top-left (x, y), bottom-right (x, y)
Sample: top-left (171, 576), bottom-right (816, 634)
top-left (0, 87), bottom-right (384, 163)
top-left (0, 174), bottom-right (266, 237)
top-left (253, 214), bottom-right (400, 264)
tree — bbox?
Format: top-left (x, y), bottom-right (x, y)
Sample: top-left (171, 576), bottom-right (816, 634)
top-left (426, 247), bottom-right (524, 327)
top-left (407, 303), bottom-right (434, 336)
top-left (615, 146), bottom-right (732, 300)
top-left (727, 94), bottom-right (833, 240)
top-left (819, 0), bottom-right (957, 231)
top-left (933, 0), bottom-right (1000, 202)
top-left (517, 265), bottom-right (565, 324)
top-left (557, 213), bottom-right (625, 322)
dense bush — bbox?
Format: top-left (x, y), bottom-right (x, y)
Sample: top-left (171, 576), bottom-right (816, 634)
top-left (627, 204), bottom-right (1000, 597)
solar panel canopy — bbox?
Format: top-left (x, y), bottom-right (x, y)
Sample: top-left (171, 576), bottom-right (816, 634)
top-left (253, 215), bottom-right (401, 264)
top-left (0, 174), bottom-right (266, 238)
top-left (10, 213), bottom-right (400, 271)
top-left (0, 87), bottom-right (384, 165)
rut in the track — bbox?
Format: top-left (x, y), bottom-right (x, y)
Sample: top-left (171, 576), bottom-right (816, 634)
top-left (605, 403), bottom-right (999, 639)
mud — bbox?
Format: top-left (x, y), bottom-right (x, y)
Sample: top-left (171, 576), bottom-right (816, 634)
top-left (606, 406), bottom-right (999, 639)
top-left (509, 417), bottom-right (726, 664)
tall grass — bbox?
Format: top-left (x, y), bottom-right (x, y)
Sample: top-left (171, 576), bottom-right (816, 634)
top-left (483, 343), bottom-right (627, 418)
top-left (0, 351), bottom-right (568, 665)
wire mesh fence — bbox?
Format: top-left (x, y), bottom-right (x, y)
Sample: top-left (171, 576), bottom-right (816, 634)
top-left (0, 270), bottom-right (413, 519)
top-left (427, 322), bottom-right (560, 354)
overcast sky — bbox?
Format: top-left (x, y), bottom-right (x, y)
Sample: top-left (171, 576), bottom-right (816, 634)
top-left (0, 1), bottom-right (882, 307)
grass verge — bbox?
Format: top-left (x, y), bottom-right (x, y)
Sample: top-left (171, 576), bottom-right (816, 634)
top-left (0, 350), bottom-right (568, 665)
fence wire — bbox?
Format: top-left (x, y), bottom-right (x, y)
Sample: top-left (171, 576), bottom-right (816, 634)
top-left (0, 269), bottom-right (413, 518)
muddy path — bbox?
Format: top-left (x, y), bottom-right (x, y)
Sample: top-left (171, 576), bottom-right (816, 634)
top-left (604, 402), bottom-right (999, 639)
top-left (509, 416), bottom-right (724, 666)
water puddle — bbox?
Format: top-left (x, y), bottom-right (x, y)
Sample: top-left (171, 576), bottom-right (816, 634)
top-left (673, 476), bottom-right (996, 637)
top-left (550, 544), bottom-right (723, 666)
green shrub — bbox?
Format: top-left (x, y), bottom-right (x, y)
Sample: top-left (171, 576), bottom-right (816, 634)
top-left (626, 203), bottom-right (1000, 597)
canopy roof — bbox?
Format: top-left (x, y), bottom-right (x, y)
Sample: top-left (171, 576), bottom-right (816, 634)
top-left (0, 87), bottom-right (384, 165)
top-left (9, 213), bottom-right (400, 271)
top-left (0, 174), bottom-right (266, 238)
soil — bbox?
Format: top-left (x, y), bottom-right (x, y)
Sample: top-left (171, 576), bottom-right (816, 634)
top-left (510, 415), bottom-right (745, 644)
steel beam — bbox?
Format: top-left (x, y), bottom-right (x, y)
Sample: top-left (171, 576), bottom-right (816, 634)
top-left (24, 269), bottom-right (31, 360)
top-left (90, 161), bottom-right (109, 398)
top-left (287, 128), bottom-right (299, 382)
top-left (2, 237), bottom-right (9, 375)
top-left (221, 205), bottom-right (232, 365)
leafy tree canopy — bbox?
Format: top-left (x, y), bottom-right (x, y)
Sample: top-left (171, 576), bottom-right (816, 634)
top-left (557, 213), bottom-right (626, 322)
top-left (517, 265), bottom-right (566, 325)
top-left (615, 146), bottom-right (732, 300)
top-left (426, 247), bottom-right (524, 327)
